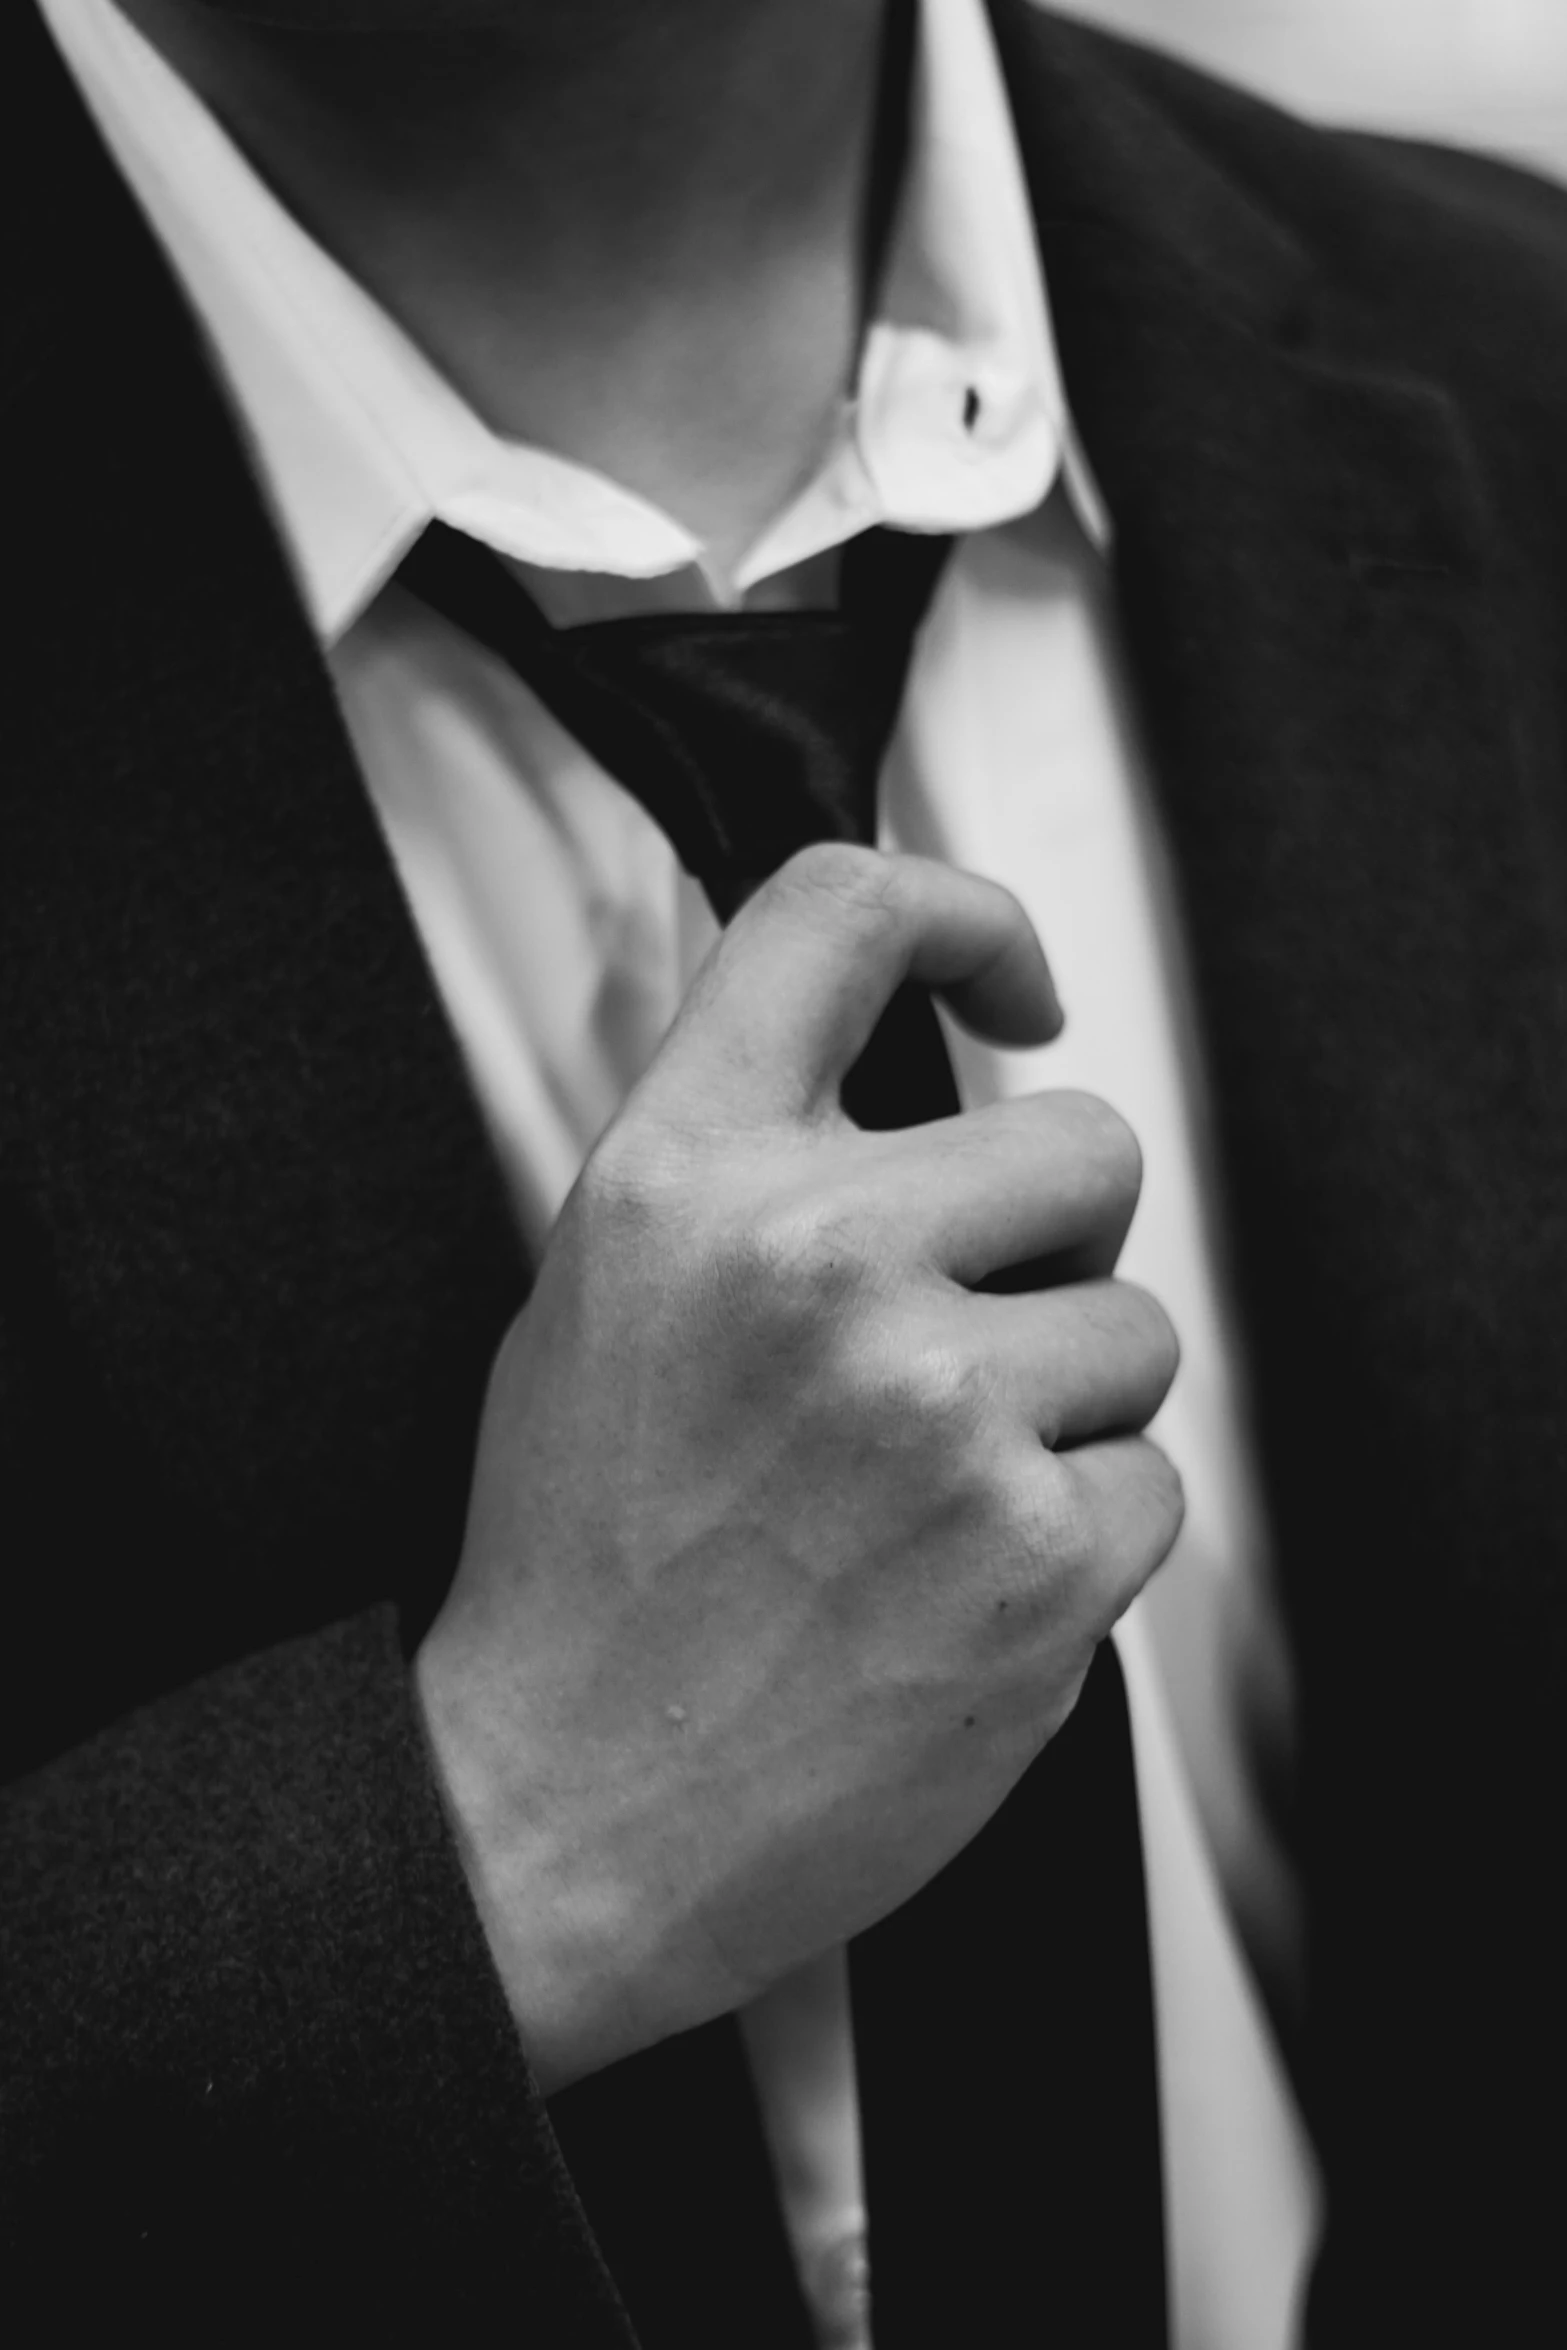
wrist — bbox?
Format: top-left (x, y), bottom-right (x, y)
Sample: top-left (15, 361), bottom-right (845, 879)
top-left (412, 1619), bottom-right (714, 2094)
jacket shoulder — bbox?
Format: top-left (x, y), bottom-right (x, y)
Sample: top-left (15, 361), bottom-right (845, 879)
top-left (1038, 8), bottom-right (1565, 237)
top-left (1013, 4), bottom-right (1567, 396)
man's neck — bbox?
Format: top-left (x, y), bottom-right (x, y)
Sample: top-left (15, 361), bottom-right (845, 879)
top-left (118, 0), bottom-right (907, 573)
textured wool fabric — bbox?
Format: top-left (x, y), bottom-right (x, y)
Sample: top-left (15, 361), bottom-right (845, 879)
top-left (0, 1613), bottom-right (632, 2334)
top-left (4, 1), bottom-right (1567, 2342)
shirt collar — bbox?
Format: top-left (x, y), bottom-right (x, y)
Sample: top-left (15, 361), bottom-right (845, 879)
top-left (39, 0), bottom-right (1109, 643)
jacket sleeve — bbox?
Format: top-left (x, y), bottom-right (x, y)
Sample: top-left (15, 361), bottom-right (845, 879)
top-left (0, 1603), bottom-right (636, 2339)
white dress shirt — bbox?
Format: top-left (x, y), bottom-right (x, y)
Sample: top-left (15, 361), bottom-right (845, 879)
top-left (40, 0), bottom-right (1323, 2342)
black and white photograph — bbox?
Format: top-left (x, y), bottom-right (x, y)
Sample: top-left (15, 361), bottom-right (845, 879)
top-left (3, 2), bottom-right (1565, 2343)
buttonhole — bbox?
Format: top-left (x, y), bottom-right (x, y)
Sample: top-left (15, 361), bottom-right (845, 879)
top-left (962, 386), bottom-right (981, 431)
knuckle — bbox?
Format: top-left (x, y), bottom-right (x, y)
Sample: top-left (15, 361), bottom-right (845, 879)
top-left (1014, 1457), bottom-right (1100, 1584)
top-left (875, 1337), bottom-right (997, 1444)
top-left (771, 841), bottom-right (904, 929)
top-left (726, 1193), bottom-right (879, 1340)
top-left (1141, 1440), bottom-right (1188, 1553)
top-left (1117, 1281), bottom-right (1182, 1393)
top-left (1056, 1090), bottom-right (1144, 1210)
top-left (1101, 1441), bottom-right (1186, 1616)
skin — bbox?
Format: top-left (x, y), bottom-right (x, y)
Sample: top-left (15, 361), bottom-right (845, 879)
top-left (127, 4), bottom-right (1186, 2089)
top-left (127, 0), bottom-right (904, 572)
top-left (420, 846), bottom-right (1184, 2087)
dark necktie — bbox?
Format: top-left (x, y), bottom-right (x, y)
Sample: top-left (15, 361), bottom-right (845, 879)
top-left (397, 522), bottom-right (1167, 2349)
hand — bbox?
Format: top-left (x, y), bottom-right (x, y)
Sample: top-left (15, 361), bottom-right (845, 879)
top-left (415, 845), bottom-right (1183, 2092)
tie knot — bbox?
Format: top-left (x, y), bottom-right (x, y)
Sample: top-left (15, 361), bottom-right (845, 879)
top-left (396, 522), bottom-right (950, 916)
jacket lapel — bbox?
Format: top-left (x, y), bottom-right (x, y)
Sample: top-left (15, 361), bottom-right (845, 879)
top-left (4, 19), bottom-right (818, 2344)
top-left (991, 0), bottom-right (1567, 2316)
top-left (2, 2), bottom-right (528, 1723)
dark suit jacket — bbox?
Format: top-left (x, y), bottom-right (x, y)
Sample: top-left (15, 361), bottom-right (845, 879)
top-left (4, 2), bottom-right (1566, 2341)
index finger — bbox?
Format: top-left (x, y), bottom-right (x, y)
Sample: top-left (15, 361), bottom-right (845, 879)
top-left (659, 844), bottom-right (1062, 1120)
